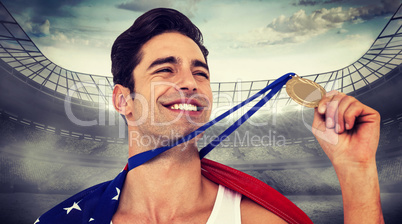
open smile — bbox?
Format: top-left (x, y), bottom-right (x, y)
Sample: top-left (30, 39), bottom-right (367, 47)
top-left (169, 103), bottom-right (200, 111)
top-left (161, 98), bottom-right (207, 115)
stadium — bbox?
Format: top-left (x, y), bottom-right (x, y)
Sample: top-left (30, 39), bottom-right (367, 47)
top-left (0, 2), bottom-right (401, 223)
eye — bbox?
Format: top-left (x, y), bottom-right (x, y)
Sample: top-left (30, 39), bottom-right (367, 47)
top-left (155, 68), bottom-right (173, 73)
top-left (194, 72), bottom-right (209, 79)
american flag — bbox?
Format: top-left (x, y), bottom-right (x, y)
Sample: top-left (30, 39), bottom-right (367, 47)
top-left (36, 159), bottom-right (312, 224)
top-left (35, 165), bottom-right (128, 224)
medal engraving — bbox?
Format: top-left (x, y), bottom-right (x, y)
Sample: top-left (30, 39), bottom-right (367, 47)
top-left (286, 75), bottom-right (325, 108)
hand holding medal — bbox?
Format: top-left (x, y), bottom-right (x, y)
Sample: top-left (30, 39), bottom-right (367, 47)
top-left (285, 73), bottom-right (380, 166)
top-left (286, 74), bottom-right (381, 167)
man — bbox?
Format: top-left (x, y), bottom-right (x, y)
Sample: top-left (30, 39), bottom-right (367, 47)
top-left (110, 7), bottom-right (383, 223)
top-left (38, 8), bottom-right (384, 224)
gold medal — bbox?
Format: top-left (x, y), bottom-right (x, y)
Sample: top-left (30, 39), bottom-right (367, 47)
top-left (286, 75), bottom-right (325, 108)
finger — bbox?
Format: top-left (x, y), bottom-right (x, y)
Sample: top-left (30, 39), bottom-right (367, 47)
top-left (317, 90), bottom-right (338, 114)
top-left (312, 108), bottom-right (326, 134)
top-left (324, 91), bottom-right (345, 129)
top-left (344, 101), bottom-right (364, 130)
top-left (335, 95), bottom-right (356, 133)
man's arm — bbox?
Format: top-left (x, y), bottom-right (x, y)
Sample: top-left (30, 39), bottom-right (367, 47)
top-left (312, 90), bottom-right (384, 224)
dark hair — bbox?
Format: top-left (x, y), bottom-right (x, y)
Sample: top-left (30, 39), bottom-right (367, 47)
top-left (111, 8), bottom-right (209, 92)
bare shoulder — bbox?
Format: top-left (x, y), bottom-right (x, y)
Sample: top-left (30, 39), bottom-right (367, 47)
top-left (240, 196), bottom-right (287, 224)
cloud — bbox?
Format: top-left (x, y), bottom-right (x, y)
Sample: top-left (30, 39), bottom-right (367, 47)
top-left (33, 28), bottom-right (107, 48)
top-left (1, 0), bottom-right (112, 48)
top-left (2, 0), bottom-right (84, 23)
top-left (236, 0), bottom-right (399, 48)
top-left (292, 0), bottom-right (344, 6)
top-left (172, 0), bottom-right (202, 18)
top-left (116, 0), bottom-right (202, 17)
top-left (50, 31), bottom-right (70, 43)
top-left (293, 0), bottom-right (320, 6)
top-left (292, 0), bottom-right (400, 20)
top-left (2, 0), bottom-right (87, 41)
top-left (267, 7), bottom-right (348, 33)
top-left (348, 0), bottom-right (401, 20)
top-left (235, 7), bottom-right (348, 47)
top-left (20, 19), bottom-right (102, 48)
top-left (116, 0), bottom-right (172, 12)
top-left (35, 19), bottom-right (50, 36)
top-left (22, 19), bottom-right (50, 37)
top-left (337, 28), bottom-right (348, 34)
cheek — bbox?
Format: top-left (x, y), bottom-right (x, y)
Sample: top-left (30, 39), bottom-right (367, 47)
top-left (135, 81), bottom-right (170, 100)
top-left (199, 84), bottom-right (213, 112)
top-left (152, 83), bottom-right (173, 99)
top-left (201, 84), bottom-right (213, 102)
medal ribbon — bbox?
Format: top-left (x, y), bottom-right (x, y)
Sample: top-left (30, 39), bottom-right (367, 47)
top-left (128, 73), bottom-right (295, 171)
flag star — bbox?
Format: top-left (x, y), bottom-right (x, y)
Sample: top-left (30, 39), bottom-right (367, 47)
top-left (64, 201), bottom-right (82, 214)
top-left (89, 218), bottom-right (95, 222)
top-left (112, 187), bottom-right (120, 200)
top-left (34, 218), bottom-right (40, 224)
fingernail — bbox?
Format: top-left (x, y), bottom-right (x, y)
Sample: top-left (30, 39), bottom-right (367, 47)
top-left (336, 124), bottom-right (341, 133)
top-left (345, 123), bottom-right (350, 130)
top-left (319, 104), bottom-right (326, 113)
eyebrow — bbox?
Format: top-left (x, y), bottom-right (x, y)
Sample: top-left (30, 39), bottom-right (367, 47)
top-left (147, 56), bottom-right (209, 72)
top-left (192, 59), bottom-right (209, 72)
top-left (147, 56), bottom-right (177, 71)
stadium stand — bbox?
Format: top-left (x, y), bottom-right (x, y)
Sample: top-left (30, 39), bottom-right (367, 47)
top-left (378, 157), bottom-right (402, 185)
top-left (262, 169), bottom-right (335, 195)
top-left (271, 144), bottom-right (313, 159)
top-left (237, 146), bottom-right (280, 161)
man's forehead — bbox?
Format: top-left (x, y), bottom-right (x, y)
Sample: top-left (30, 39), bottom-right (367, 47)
top-left (140, 32), bottom-right (207, 65)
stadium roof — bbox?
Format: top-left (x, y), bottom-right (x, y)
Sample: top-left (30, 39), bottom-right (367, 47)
top-left (0, 2), bottom-right (401, 109)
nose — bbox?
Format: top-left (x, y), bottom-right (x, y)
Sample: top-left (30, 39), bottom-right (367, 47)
top-left (175, 69), bottom-right (197, 92)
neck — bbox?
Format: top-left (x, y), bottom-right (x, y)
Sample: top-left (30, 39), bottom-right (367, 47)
top-left (117, 142), bottom-right (218, 222)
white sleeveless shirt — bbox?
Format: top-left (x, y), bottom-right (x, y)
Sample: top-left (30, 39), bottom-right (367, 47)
top-left (110, 184), bottom-right (242, 224)
top-left (206, 184), bottom-right (242, 224)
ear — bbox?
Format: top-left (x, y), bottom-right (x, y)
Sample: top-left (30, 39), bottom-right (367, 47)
top-left (112, 84), bottom-right (132, 116)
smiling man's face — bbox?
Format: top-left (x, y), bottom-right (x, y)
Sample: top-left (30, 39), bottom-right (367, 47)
top-left (127, 32), bottom-right (213, 141)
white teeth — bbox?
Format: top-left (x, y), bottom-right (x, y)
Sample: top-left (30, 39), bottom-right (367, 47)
top-left (170, 103), bottom-right (198, 111)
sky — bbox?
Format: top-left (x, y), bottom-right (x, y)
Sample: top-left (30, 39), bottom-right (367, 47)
top-left (1, 0), bottom-right (401, 82)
